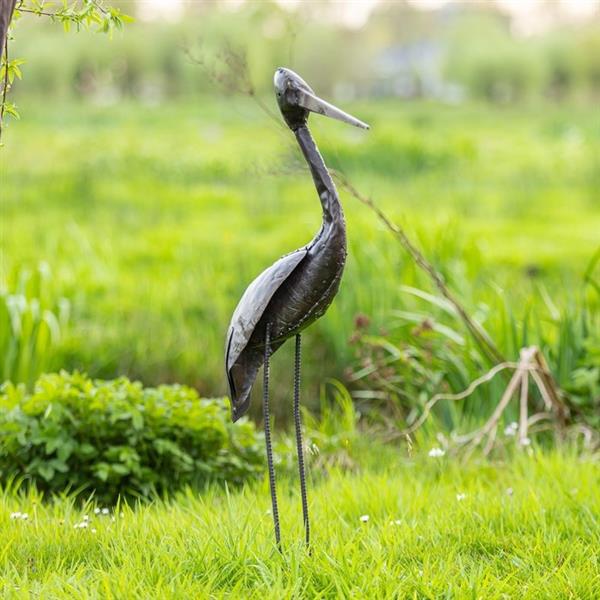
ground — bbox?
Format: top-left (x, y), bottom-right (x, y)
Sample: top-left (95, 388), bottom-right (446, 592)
top-left (2, 449), bottom-right (598, 598)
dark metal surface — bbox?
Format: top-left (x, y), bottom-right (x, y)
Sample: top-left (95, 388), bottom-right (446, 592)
top-left (226, 68), bottom-right (368, 421)
top-left (293, 334), bottom-right (310, 549)
top-left (224, 68), bottom-right (368, 547)
top-left (262, 323), bottom-right (281, 550)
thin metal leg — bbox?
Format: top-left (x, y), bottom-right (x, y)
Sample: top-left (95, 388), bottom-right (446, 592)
top-left (294, 333), bottom-right (310, 549)
top-left (263, 323), bottom-right (281, 549)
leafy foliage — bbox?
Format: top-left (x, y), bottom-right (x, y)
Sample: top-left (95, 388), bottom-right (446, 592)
top-left (0, 0), bottom-right (131, 142)
top-left (0, 372), bottom-right (264, 502)
top-left (0, 262), bottom-right (69, 387)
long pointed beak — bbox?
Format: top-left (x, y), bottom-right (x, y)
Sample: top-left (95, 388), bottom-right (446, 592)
top-left (296, 90), bottom-right (370, 130)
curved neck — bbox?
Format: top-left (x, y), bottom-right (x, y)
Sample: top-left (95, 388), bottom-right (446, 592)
top-left (294, 125), bottom-right (342, 224)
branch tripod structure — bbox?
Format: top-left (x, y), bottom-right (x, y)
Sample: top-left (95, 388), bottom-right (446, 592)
top-left (225, 68), bottom-right (369, 548)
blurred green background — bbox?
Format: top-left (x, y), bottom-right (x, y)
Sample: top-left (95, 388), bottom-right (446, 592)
top-left (2, 0), bottom-right (599, 423)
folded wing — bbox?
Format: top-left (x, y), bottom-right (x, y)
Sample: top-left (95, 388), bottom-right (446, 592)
top-left (225, 247), bottom-right (308, 420)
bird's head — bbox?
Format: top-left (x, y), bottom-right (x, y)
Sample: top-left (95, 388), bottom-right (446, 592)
top-left (274, 67), bottom-right (369, 132)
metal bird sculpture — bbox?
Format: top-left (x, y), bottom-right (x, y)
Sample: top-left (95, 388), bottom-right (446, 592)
top-left (225, 67), bottom-right (369, 549)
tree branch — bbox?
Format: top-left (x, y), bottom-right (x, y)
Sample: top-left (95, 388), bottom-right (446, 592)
top-left (0, 0), bottom-right (16, 60)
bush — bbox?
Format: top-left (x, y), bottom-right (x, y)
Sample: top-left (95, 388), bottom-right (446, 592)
top-left (0, 372), bottom-right (264, 502)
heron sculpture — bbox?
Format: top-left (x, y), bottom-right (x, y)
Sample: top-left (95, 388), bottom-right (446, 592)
top-left (225, 67), bottom-right (369, 549)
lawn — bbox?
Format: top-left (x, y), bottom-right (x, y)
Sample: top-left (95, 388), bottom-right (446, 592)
top-left (1, 449), bottom-right (598, 598)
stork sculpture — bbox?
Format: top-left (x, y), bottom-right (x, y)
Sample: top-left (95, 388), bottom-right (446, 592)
top-left (225, 68), bottom-right (369, 549)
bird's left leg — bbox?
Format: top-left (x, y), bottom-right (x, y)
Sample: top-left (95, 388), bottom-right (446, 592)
top-left (263, 322), bottom-right (281, 550)
top-left (293, 333), bottom-right (310, 549)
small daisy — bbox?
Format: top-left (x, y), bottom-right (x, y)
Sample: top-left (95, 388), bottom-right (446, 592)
top-left (101, 508), bottom-right (109, 515)
top-left (10, 512), bottom-right (21, 520)
top-left (20, 513), bottom-right (29, 520)
top-left (390, 519), bottom-right (402, 526)
top-left (504, 422), bottom-right (518, 436)
top-left (94, 508), bottom-right (101, 515)
top-left (456, 493), bottom-right (467, 501)
top-left (360, 514), bottom-right (370, 523)
top-left (428, 447), bottom-right (445, 458)
top-left (506, 487), bottom-right (514, 496)
top-left (520, 437), bottom-right (531, 446)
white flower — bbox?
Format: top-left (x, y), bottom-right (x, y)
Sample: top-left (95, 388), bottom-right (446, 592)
top-left (91, 528), bottom-right (97, 534)
top-left (20, 513), bottom-right (29, 520)
top-left (390, 519), bottom-right (402, 526)
top-left (428, 447), bottom-right (445, 458)
top-left (504, 422), bottom-right (518, 436)
top-left (94, 508), bottom-right (101, 515)
top-left (506, 487), bottom-right (514, 496)
top-left (456, 493), bottom-right (467, 501)
top-left (520, 437), bottom-right (531, 446)
top-left (83, 515), bottom-right (90, 522)
top-left (360, 514), bottom-right (370, 523)
top-left (10, 512), bottom-right (22, 520)
top-left (101, 508), bottom-right (109, 515)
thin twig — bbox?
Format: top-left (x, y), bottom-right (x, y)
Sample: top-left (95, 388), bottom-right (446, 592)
top-left (518, 369), bottom-right (528, 444)
top-left (458, 366), bottom-right (523, 447)
top-left (17, 0), bottom-right (108, 17)
top-left (392, 361), bottom-right (520, 438)
top-left (331, 170), bottom-right (506, 367)
top-left (483, 424), bottom-right (497, 456)
top-left (14, 7), bottom-right (54, 16)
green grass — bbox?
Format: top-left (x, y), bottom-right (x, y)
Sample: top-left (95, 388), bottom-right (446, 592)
top-left (1, 448), bottom-right (598, 598)
top-left (2, 98), bottom-right (599, 412)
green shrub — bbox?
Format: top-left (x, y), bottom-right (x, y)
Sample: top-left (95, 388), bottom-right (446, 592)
top-left (0, 372), bottom-right (264, 502)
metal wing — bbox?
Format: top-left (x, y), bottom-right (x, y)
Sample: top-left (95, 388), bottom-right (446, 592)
top-left (225, 247), bottom-right (308, 419)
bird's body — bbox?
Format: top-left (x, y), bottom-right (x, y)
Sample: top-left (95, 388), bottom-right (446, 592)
top-left (226, 125), bottom-right (347, 421)
top-left (224, 67), bottom-right (368, 548)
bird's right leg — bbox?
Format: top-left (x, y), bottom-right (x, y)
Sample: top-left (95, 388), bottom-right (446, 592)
top-left (293, 333), bottom-right (310, 550)
top-left (263, 322), bottom-right (281, 549)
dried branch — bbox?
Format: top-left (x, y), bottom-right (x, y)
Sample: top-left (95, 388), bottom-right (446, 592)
top-left (331, 170), bottom-right (506, 367)
top-left (394, 361), bottom-right (520, 438)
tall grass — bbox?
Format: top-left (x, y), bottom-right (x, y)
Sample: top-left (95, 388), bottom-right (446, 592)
top-left (2, 98), bottom-right (599, 415)
top-left (0, 263), bottom-right (69, 387)
top-left (347, 261), bottom-right (600, 430)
